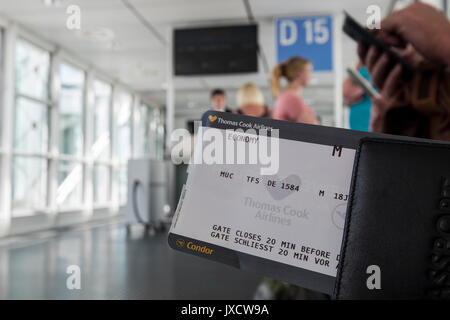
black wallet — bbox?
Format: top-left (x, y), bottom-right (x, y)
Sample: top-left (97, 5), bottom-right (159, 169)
top-left (334, 138), bottom-right (450, 299)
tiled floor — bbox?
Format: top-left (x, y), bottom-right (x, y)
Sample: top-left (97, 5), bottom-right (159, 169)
top-left (0, 220), bottom-right (262, 299)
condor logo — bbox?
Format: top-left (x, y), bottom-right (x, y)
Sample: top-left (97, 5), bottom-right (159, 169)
top-left (428, 177), bottom-right (450, 298)
top-left (176, 239), bottom-right (185, 248)
top-left (186, 241), bottom-right (214, 255)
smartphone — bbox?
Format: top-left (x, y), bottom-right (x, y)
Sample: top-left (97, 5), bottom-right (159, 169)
top-left (346, 67), bottom-right (378, 98)
top-left (342, 11), bottom-right (416, 81)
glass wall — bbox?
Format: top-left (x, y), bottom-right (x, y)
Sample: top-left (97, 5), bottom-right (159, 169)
top-left (12, 39), bottom-right (50, 214)
top-left (92, 80), bottom-right (112, 205)
top-left (56, 63), bottom-right (85, 208)
top-left (115, 90), bottom-right (133, 205)
top-left (1, 33), bottom-right (165, 231)
top-left (58, 64), bottom-right (84, 157)
top-left (136, 104), bottom-right (165, 160)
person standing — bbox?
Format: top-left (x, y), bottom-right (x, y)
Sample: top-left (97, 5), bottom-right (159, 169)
top-left (210, 88), bottom-right (232, 112)
top-left (271, 56), bottom-right (318, 125)
top-left (235, 83), bottom-right (271, 118)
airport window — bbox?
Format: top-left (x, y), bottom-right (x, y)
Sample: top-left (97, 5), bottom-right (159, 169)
top-left (13, 96), bottom-right (48, 154)
top-left (92, 79), bottom-right (112, 204)
top-left (115, 90), bottom-right (132, 164)
top-left (58, 63), bottom-right (84, 157)
top-left (12, 39), bottom-right (51, 213)
top-left (115, 90), bottom-right (132, 204)
top-left (136, 105), bottom-right (164, 159)
top-left (56, 160), bottom-right (83, 207)
top-left (55, 63), bottom-right (85, 208)
top-left (92, 80), bottom-right (111, 161)
top-left (93, 164), bottom-right (110, 204)
top-left (0, 9), bottom-right (164, 233)
top-left (135, 103), bottom-right (164, 159)
top-left (11, 156), bottom-right (48, 212)
top-left (14, 39), bottom-right (50, 101)
top-left (149, 108), bottom-right (165, 160)
top-left (135, 103), bottom-right (151, 157)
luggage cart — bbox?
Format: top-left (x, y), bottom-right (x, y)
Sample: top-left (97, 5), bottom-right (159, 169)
top-left (126, 159), bottom-right (175, 235)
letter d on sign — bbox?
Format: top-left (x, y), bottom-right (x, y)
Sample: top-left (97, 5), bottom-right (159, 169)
top-left (66, 265), bottom-right (81, 290)
top-left (366, 265), bottom-right (381, 290)
top-left (280, 20), bottom-right (297, 46)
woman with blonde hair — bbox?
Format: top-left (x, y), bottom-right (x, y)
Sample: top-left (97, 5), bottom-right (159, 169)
top-left (235, 82), bottom-right (271, 118)
top-left (271, 56), bottom-right (318, 124)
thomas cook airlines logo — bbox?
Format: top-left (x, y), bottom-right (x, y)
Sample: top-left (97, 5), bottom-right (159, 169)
top-left (176, 239), bottom-right (185, 248)
top-left (208, 115), bottom-right (217, 123)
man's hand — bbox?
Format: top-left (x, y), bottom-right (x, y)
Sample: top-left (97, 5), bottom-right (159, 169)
top-left (358, 43), bottom-right (422, 96)
top-left (358, 2), bottom-right (450, 130)
top-left (379, 1), bottom-right (450, 66)
top-left (369, 95), bottom-right (389, 132)
top-left (360, 45), bottom-right (417, 131)
top-left (343, 78), bottom-right (364, 106)
top-left (358, 2), bottom-right (450, 95)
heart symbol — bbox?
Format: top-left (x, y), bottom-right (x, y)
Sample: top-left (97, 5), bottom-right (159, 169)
top-left (208, 115), bottom-right (217, 122)
top-left (266, 174), bottom-right (302, 201)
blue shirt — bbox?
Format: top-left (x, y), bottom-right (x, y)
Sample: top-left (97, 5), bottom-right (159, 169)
top-left (349, 66), bottom-right (373, 132)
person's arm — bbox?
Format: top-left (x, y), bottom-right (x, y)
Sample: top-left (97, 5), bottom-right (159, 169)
top-left (358, 2), bottom-right (450, 126)
top-left (297, 107), bottom-right (319, 125)
top-left (359, 2), bottom-right (450, 92)
top-left (377, 2), bottom-right (450, 67)
top-left (343, 77), bottom-right (364, 106)
top-left (273, 93), bottom-right (318, 124)
top-left (369, 95), bottom-right (389, 132)
top-left (296, 98), bottom-right (319, 125)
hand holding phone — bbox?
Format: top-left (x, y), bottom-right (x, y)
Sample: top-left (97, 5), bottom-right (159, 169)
top-left (342, 12), bottom-right (416, 81)
top-left (379, 2), bottom-right (450, 67)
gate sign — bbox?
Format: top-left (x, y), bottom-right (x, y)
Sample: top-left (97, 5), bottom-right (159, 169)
top-left (276, 15), bottom-right (333, 72)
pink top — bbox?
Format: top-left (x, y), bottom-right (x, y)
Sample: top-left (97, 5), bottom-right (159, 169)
top-left (272, 91), bottom-right (317, 124)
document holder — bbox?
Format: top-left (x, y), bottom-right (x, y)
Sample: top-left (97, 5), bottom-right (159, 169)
top-left (334, 138), bottom-right (450, 299)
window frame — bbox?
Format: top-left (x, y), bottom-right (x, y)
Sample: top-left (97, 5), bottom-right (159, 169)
top-left (54, 61), bottom-right (87, 210)
top-left (0, 20), bottom-right (162, 236)
top-left (11, 37), bottom-right (52, 215)
top-left (113, 87), bottom-right (135, 207)
top-left (91, 77), bottom-right (113, 208)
